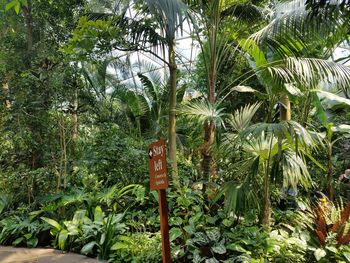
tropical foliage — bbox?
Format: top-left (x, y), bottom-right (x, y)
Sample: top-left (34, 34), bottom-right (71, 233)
top-left (0, 0), bottom-right (350, 262)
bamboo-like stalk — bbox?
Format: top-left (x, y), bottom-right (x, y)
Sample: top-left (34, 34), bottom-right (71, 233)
top-left (280, 93), bottom-right (291, 121)
top-left (168, 42), bottom-right (179, 188)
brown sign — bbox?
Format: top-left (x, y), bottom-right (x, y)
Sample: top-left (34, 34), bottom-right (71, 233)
top-left (148, 139), bottom-right (168, 190)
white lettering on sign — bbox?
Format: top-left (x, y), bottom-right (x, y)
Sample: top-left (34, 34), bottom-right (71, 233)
top-left (155, 173), bottom-right (166, 179)
top-left (153, 145), bottom-right (164, 157)
top-left (156, 179), bottom-right (165, 185)
top-left (154, 159), bottom-right (163, 172)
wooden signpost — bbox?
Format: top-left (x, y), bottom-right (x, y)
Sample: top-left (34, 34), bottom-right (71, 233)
top-left (148, 139), bottom-right (171, 263)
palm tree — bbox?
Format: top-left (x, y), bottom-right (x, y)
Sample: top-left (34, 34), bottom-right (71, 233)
top-left (122, 0), bottom-right (189, 188)
top-left (217, 103), bottom-right (314, 225)
top-left (185, 0), bottom-right (264, 192)
top-left (65, 0), bottom-right (189, 187)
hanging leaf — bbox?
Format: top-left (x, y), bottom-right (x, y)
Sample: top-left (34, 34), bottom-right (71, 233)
top-left (312, 93), bottom-right (328, 126)
top-left (317, 90), bottom-right (350, 108)
top-left (314, 248), bottom-right (327, 261)
top-left (5, 0), bottom-right (18, 11)
top-left (284, 83), bottom-right (303, 96)
top-left (231, 86), bottom-right (268, 99)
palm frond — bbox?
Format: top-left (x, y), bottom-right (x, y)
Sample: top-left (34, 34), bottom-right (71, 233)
top-left (180, 100), bottom-right (226, 128)
top-left (267, 57), bottom-right (350, 94)
top-left (282, 150), bottom-right (311, 189)
top-left (227, 102), bottom-right (261, 133)
top-left (249, 0), bottom-right (348, 56)
top-left (244, 132), bottom-right (279, 161)
top-left (240, 120), bottom-right (317, 150)
top-left (220, 3), bottom-right (262, 23)
top-left (138, 73), bottom-right (158, 102)
top-left (144, 0), bottom-right (188, 41)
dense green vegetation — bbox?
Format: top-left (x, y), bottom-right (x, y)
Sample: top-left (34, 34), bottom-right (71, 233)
top-left (1, 0), bottom-right (350, 262)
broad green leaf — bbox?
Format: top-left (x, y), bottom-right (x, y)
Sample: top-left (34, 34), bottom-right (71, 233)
top-left (72, 210), bottom-right (87, 224)
top-left (314, 248), bottom-right (326, 261)
top-left (94, 206), bottom-right (103, 223)
top-left (232, 85), bottom-right (259, 93)
top-left (169, 227), bottom-right (182, 242)
top-left (326, 246), bottom-right (338, 253)
top-left (189, 212), bottom-right (203, 225)
top-left (58, 230), bottom-right (68, 250)
top-left (312, 93), bottom-right (328, 126)
top-left (27, 237), bottom-right (38, 248)
top-left (332, 124), bottom-right (350, 134)
top-left (23, 233), bottom-right (32, 239)
top-left (111, 242), bottom-right (129, 250)
top-left (317, 90), bottom-right (350, 108)
top-left (183, 225), bottom-right (195, 235)
top-left (81, 241), bottom-right (97, 255)
top-left (205, 258), bottom-right (219, 263)
top-left (212, 244), bottom-right (227, 254)
top-left (12, 237), bottom-right (24, 246)
top-left (170, 216), bottom-right (183, 226)
top-left (14, 2), bottom-right (20, 14)
top-left (239, 39), bottom-right (267, 67)
top-left (193, 232), bottom-right (210, 245)
top-left (29, 210), bottom-right (43, 221)
top-left (5, 1), bottom-right (17, 11)
top-left (231, 86), bottom-right (267, 99)
top-left (99, 233), bottom-right (105, 245)
top-left (227, 243), bottom-right (250, 254)
top-left (41, 217), bottom-right (62, 231)
top-left (206, 228), bottom-right (221, 242)
top-left (66, 223), bottom-right (79, 235)
top-left (343, 252), bottom-right (350, 262)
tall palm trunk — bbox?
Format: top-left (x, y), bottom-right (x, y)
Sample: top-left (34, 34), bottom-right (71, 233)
top-left (327, 141), bottom-right (334, 200)
top-left (260, 94), bottom-right (291, 226)
top-left (202, 2), bottom-right (220, 190)
top-left (261, 162), bottom-right (271, 226)
top-left (71, 88), bottom-right (78, 145)
top-left (280, 94), bottom-right (291, 121)
top-left (168, 42), bottom-right (179, 188)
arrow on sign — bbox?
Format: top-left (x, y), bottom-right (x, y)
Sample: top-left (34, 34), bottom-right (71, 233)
top-left (148, 148), bottom-right (153, 159)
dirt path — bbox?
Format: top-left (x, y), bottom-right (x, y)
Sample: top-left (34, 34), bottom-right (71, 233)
top-left (0, 246), bottom-right (101, 263)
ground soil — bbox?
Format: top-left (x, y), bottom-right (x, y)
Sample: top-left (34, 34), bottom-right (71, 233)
top-left (0, 246), bottom-right (100, 263)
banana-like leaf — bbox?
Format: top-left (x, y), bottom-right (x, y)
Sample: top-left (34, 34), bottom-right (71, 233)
top-left (41, 217), bottom-right (62, 231)
top-left (58, 230), bottom-right (68, 250)
top-left (317, 90), bottom-right (350, 108)
top-left (81, 241), bottom-right (98, 255)
top-left (230, 86), bottom-right (268, 99)
top-left (332, 124), bottom-right (350, 134)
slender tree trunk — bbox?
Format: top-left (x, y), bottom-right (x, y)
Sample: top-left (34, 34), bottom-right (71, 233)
top-left (201, 3), bottom-right (219, 190)
top-left (71, 88), bottom-right (78, 145)
top-left (327, 141), bottom-right (334, 200)
top-left (261, 163), bottom-right (271, 226)
top-left (168, 42), bottom-right (179, 188)
top-left (280, 94), bottom-right (291, 121)
top-left (23, 2), bottom-right (33, 52)
top-left (202, 63), bottom-right (217, 183)
top-left (260, 94), bottom-right (291, 226)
